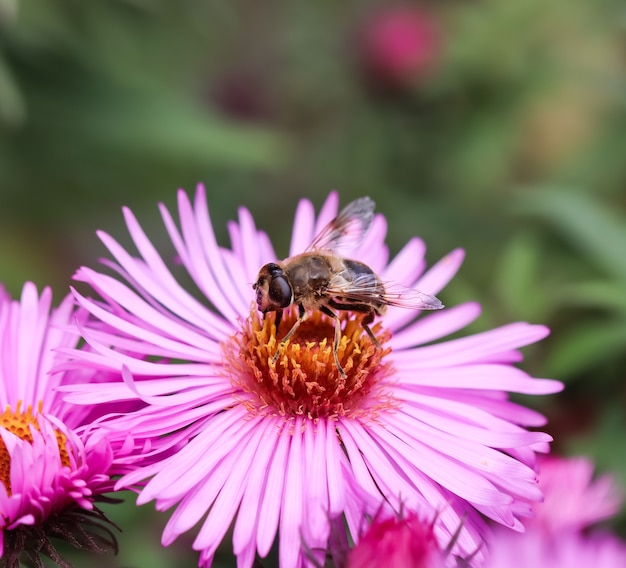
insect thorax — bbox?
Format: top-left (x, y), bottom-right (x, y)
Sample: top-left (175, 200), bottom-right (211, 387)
top-left (284, 254), bottom-right (334, 298)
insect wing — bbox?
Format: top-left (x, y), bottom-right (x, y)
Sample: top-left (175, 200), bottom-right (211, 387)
top-left (307, 197), bottom-right (376, 253)
top-left (326, 274), bottom-right (444, 311)
top-left (377, 281), bottom-right (444, 310)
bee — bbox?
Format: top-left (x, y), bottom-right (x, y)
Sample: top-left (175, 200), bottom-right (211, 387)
top-left (253, 197), bottom-right (444, 377)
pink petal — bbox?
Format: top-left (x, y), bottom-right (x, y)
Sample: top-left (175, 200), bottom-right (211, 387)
top-left (279, 416), bottom-right (305, 568)
top-left (289, 198), bottom-right (316, 256)
top-left (390, 302), bottom-right (482, 348)
top-left (415, 248), bottom-right (466, 295)
top-left (390, 363), bottom-right (563, 395)
top-left (257, 420), bottom-right (291, 557)
top-left (382, 237), bottom-right (427, 286)
top-left (314, 192), bottom-right (340, 237)
top-left (391, 323), bottom-right (550, 367)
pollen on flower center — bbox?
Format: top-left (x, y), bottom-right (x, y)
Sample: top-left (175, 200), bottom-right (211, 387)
top-left (225, 306), bottom-right (395, 420)
top-left (0, 401), bottom-right (70, 494)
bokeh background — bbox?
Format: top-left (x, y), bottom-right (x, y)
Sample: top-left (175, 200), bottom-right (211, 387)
top-left (1, 0), bottom-right (625, 566)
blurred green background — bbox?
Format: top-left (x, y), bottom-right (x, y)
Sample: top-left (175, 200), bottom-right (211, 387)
top-left (1, 0), bottom-right (625, 566)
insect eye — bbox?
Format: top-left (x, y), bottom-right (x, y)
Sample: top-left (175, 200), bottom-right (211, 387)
top-left (269, 275), bottom-right (292, 308)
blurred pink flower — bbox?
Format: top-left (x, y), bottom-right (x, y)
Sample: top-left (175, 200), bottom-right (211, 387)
top-left (528, 455), bottom-right (623, 535)
top-left (359, 5), bottom-right (442, 88)
top-left (0, 283), bottom-right (117, 564)
top-left (486, 455), bottom-right (626, 567)
top-left (486, 530), bottom-right (626, 568)
top-left (64, 185), bottom-right (562, 567)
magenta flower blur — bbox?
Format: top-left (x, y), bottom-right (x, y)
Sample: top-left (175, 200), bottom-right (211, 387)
top-left (0, 283), bottom-right (117, 566)
top-left (345, 509), bottom-right (446, 568)
top-left (65, 186), bottom-right (562, 567)
top-left (359, 5), bottom-right (442, 88)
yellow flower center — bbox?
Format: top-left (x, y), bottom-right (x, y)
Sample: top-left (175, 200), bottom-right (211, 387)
top-left (225, 307), bottom-right (396, 420)
top-left (0, 401), bottom-right (70, 495)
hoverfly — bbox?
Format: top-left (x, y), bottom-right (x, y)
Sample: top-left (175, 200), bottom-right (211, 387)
top-left (253, 197), bottom-right (444, 377)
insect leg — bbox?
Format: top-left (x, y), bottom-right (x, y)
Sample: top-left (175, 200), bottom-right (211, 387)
top-left (361, 311), bottom-right (382, 348)
top-left (328, 299), bottom-right (382, 348)
top-left (320, 305), bottom-right (346, 378)
top-left (272, 304), bottom-right (305, 363)
top-left (274, 309), bottom-right (283, 336)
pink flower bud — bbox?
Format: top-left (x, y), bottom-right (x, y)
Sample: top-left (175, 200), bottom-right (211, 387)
top-left (347, 511), bottom-right (446, 568)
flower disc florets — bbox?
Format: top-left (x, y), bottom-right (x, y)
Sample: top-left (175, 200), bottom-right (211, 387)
top-left (0, 402), bottom-right (70, 494)
top-left (226, 307), bottom-right (394, 420)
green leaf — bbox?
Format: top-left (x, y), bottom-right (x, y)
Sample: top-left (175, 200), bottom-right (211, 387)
top-left (560, 280), bottom-right (626, 313)
top-left (0, 0), bottom-right (18, 23)
top-left (494, 232), bottom-right (545, 320)
top-left (514, 188), bottom-right (626, 282)
top-left (80, 92), bottom-right (287, 168)
top-left (545, 319), bottom-right (626, 379)
top-left (0, 51), bottom-right (26, 127)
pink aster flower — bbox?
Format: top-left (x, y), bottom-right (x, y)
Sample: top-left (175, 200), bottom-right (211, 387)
top-left (64, 185), bottom-right (562, 567)
top-left (528, 455), bottom-right (623, 535)
top-left (485, 455), bottom-right (625, 568)
top-left (0, 283), bottom-right (119, 566)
